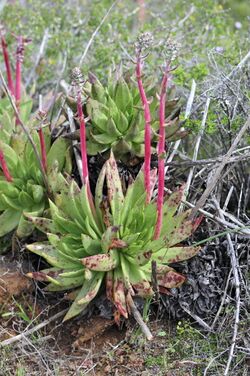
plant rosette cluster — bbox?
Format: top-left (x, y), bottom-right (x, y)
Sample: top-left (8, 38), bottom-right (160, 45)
top-left (0, 130), bottom-right (71, 238)
top-left (66, 72), bottom-right (186, 163)
top-left (26, 152), bottom-right (201, 321)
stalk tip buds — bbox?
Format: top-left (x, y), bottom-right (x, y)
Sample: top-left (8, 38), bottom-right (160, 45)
top-left (161, 38), bottom-right (180, 63)
top-left (135, 32), bottom-right (154, 56)
top-left (71, 67), bottom-right (85, 88)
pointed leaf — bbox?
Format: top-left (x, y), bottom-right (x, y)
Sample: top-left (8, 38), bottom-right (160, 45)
top-left (106, 151), bottom-right (124, 224)
top-left (0, 209), bottom-right (21, 236)
top-left (157, 270), bottom-right (186, 289)
top-left (26, 242), bottom-right (80, 268)
top-left (82, 250), bottom-right (119, 271)
top-left (153, 245), bottom-right (201, 264)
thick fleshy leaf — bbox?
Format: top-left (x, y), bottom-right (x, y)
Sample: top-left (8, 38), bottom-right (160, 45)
top-left (113, 269), bottom-right (128, 318)
top-left (132, 280), bottom-right (154, 298)
top-left (29, 267), bottom-right (85, 290)
top-left (157, 270), bottom-right (186, 289)
top-left (169, 217), bottom-right (201, 247)
top-left (49, 200), bottom-right (82, 236)
top-left (115, 78), bottom-right (133, 114)
top-left (94, 162), bottom-right (106, 229)
top-left (88, 100), bottom-right (109, 132)
top-left (0, 181), bottom-right (19, 198)
top-left (82, 250), bottom-right (119, 271)
top-left (63, 272), bottom-right (104, 321)
top-left (0, 141), bottom-right (19, 172)
top-left (106, 270), bottom-right (114, 301)
top-left (77, 272), bottom-right (104, 305)
top-left (26, 215), bottom-right (57, 234)
top-left (79, 184), bottom-right (102, 237)
top-left (1, 194), bottom-right (21, 211)
top-left (91, 78), bottom-right (106, 102)
top-left (120, 170), bottom-right (145, 231)
top-left (101, 226), bottom-right (119, 252)
top-left (0, 209), bottom-right (21, 237)
top-left (31, 184), bottom-right (44, 203)
top-left (105, 151), bottom-right (124, 224)
top-left (16, 213), bottom-right (35, 238)
top-left (162, 185), bottom-right (185, 220)
top-left (81, 234), bottom-right (102, 255)
top-left (47, 138), bottom-right (69, 172)
top-left (26, 242), bottom-right (80, 268)
top-left (153, 246), bottom-right (201, 264)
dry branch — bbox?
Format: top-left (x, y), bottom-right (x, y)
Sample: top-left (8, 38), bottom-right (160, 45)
top-left (0, 309), bottom-right (68, 347)
top-left (165, 79), bottom-right (196, 174)
top-left (213, 200), bottom-right (241, 376)
top-left (126, 294), bottom-right (153, 341)
top-left (189, 116), bottom-right (250, 220)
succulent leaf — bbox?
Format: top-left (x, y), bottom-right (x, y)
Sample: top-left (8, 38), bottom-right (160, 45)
top-left (67, 72), bottom-right (184, 163)
top-left (27, 153), bottom-right (201, 321)
top-left (0, 209), bottom-right (21, 236)
top-left (0, 130), bottom-right (71, 239)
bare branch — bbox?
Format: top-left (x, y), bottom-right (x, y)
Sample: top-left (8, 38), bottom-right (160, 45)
top-left (0, 309), bottom-right (68, 347)
top-left (189, 116), bottom-right (250, 219)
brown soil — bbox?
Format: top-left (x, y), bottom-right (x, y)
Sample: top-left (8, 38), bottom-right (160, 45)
top-left (0, 259), bottom-right (197, 376)
top-left (0, 263), bottom-right (33, 306)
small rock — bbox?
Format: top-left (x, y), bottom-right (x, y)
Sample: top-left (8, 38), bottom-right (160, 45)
top-left (0, 265), bottom-right (32, 304)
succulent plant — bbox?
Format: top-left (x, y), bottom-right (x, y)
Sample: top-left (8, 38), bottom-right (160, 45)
top-left (0, 95), bottom-right (33, 145)
top-left (66, 72), bottom-right (186, 163)
top-left (26, 152), bottom-right (201, 321)
top-left (0, 131), bottom-right (71, 238)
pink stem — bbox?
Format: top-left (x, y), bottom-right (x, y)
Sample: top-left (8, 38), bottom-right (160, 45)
top-left (15, 36), bottom-right (24, 125)
top-left (38, 128), bottom-right (47, 172)
top-left (154, 65), bottom-right (169, 239)
top-left (77, 90), bottom-right (89, 186)
top-left (0, 33), bottom-right (14, 96)
top-left (0, 149), bottom-right (12, 182)
top-left (76, 89), bottom-right (96, 214)
top-left (136, 56), bottom-right (152, 204)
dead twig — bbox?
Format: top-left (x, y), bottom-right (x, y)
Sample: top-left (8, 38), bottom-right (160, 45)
top-left (204, 348), bottom-right (229, 376)
top-left (0, 309), bottom-right (68, 347)
top-left (166, 190), bottom-right (250, 236)
top-left (180, 97), bottom-right (210, 212)
top-left (165, 79), bottom-right (196, 174)
top-left (213, 199), bottom-right (241, 376)
top-left (189, 116), bottom-right (250, 220)
top-left (165, 151), bottom-right (250, 167)
top-left (180, 303), bottom-right (213, 332)
top-left (126, 294), bottom-right (153, 341)
top-left (25, 28), bottom-right (49, 87)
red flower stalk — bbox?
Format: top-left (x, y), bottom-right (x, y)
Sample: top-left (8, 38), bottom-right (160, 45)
top-left (154, 64), bottom-right (170, 239)
top-left (37, 109), bottom-right (47, 173)
top-left (136, 56), bottom-right (152, 204)
top-left (0, 148), bottom-right (12, 182)
top-left (76, 89), bottom-right (96, 213)
top-left (77, 90), bottom-right (89, 186)
top-left (15, 36), bottom-right (24, 124)
top-left (0, 30), bottom-right (14, 96)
